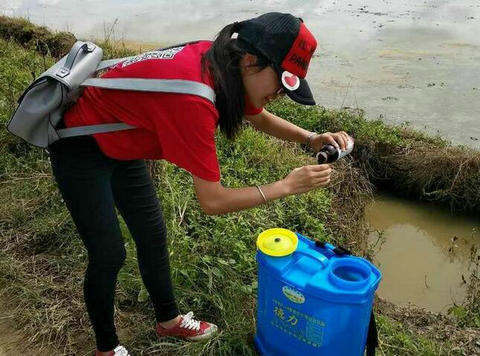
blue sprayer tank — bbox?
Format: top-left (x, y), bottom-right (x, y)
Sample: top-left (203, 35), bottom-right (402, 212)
top-left (254, 228), bottom-right (382, 356)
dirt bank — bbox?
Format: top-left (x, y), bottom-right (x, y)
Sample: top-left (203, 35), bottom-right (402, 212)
top-left (0, 301), bottom-right (53, 356)
top-left (376, 298), bottom-right (480, 355)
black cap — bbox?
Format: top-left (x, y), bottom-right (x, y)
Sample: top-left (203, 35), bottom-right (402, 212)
top-left (236, 12), bottom-right (317, 105)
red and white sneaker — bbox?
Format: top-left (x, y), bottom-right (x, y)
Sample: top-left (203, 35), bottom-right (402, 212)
top-left (95, 345), bottom-right (130, 356)
top-left (156, 311), bottom-right (218, 341)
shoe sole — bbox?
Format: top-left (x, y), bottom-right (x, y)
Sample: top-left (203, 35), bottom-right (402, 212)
top-left (185, 325), bottom-right (218, 341)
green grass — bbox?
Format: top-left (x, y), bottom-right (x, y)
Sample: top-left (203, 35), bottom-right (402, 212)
top-left (0, 20), bottom-right (478, 355)
top-left (376, 315), bottom-right (452, 356)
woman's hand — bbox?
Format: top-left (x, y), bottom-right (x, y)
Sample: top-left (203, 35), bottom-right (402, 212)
top-left (309, 131), bottom-right (352, 153)
top-left (282, 164), bottom-right (332, 195)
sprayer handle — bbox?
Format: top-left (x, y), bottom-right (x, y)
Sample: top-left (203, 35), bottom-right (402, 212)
top-left (294, 249), bottom-right (329, 268)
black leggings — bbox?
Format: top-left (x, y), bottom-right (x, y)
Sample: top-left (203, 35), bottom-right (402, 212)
top-left (48, 135), bottom-right (179, 352)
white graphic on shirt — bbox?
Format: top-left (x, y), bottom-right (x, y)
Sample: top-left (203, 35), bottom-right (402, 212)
top-left (122, 46), bottom-right (185, 68)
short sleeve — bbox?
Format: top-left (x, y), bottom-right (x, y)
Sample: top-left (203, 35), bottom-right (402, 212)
top-left (152, 96), bottom-right (221, 182)
top-left (244, 95), bottom-right (263, 115)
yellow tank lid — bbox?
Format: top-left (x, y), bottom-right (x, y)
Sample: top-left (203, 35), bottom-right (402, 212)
top-left (257, 228), bottom-right (298, 257)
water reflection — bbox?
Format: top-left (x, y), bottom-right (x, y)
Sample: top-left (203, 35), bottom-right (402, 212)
top-left (366, 194), bottom-right (479, 313)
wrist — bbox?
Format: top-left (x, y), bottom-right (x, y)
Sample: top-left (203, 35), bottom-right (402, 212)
top-left (306, 132), bottom-right (317, 148)
top-left (279, 178), bottom-right (293, 196)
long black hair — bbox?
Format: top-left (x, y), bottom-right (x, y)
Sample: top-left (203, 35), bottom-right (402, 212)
top-left (202, 23), bottom-right (269, 140)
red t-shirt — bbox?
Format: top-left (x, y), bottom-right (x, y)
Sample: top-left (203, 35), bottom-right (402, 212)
top-left (64, 41), bottom-right (262, 182)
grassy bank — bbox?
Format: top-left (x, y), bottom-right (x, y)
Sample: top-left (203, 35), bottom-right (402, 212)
top-left (0, 15), bottom-right (75, 59)
top-left (267, 101), bottom-right (480, 215)
top-left (0, 17), bottom-right (479, 355)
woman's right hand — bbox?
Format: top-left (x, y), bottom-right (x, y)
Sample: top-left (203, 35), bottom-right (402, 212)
top-left (282, 164), bottom-right (332, 195)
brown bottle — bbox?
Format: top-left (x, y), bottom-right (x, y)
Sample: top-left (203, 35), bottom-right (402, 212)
top-left (316, 139), bottom-right (354, 164)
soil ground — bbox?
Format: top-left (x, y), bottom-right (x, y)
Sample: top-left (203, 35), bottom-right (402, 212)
top-left (0, 300), bottom-right (53, 356)
top-left (376, 298), bottom-right (480, 355)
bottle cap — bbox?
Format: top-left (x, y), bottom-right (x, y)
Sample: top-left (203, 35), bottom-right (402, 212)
top-left (257, 228), bottom-right (298, 257)
top-left (316, 151), bottom-right (329, 164)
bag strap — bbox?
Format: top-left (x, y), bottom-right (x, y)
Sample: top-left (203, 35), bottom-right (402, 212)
top-left (81, 78), bottom-right (216, 103)
top-left (94, 40), bottom-right (201, 72)
top-left (57, 122), bottom-right (136, 139)
top-left (56, 78), bottom-right (216, 138)
top-left (96, 57), bottom-right (132, 72)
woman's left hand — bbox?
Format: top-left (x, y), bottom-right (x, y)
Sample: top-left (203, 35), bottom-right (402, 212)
top-left (309, 131), bottom-right (352, 153)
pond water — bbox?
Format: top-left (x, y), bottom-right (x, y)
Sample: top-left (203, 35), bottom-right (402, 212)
top-left (2, 0), bottom-right (480, 148)
top-left (366, 193), bottom-right (480, 314)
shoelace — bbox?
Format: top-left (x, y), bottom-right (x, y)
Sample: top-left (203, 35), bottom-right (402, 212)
top-left (179, 311), bottom-right (201, 331)
top-left (113, 345), bottom-right (130, 356)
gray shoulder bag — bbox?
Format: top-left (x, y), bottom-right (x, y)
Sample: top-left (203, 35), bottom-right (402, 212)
top-left (7, 41), bottom-right (216, 148)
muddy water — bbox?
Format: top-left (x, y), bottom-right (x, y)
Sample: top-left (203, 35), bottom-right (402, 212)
top-left (366, 193), bottom-right (480, 314)
top-left (2, 0), bottom-right (479, 148)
